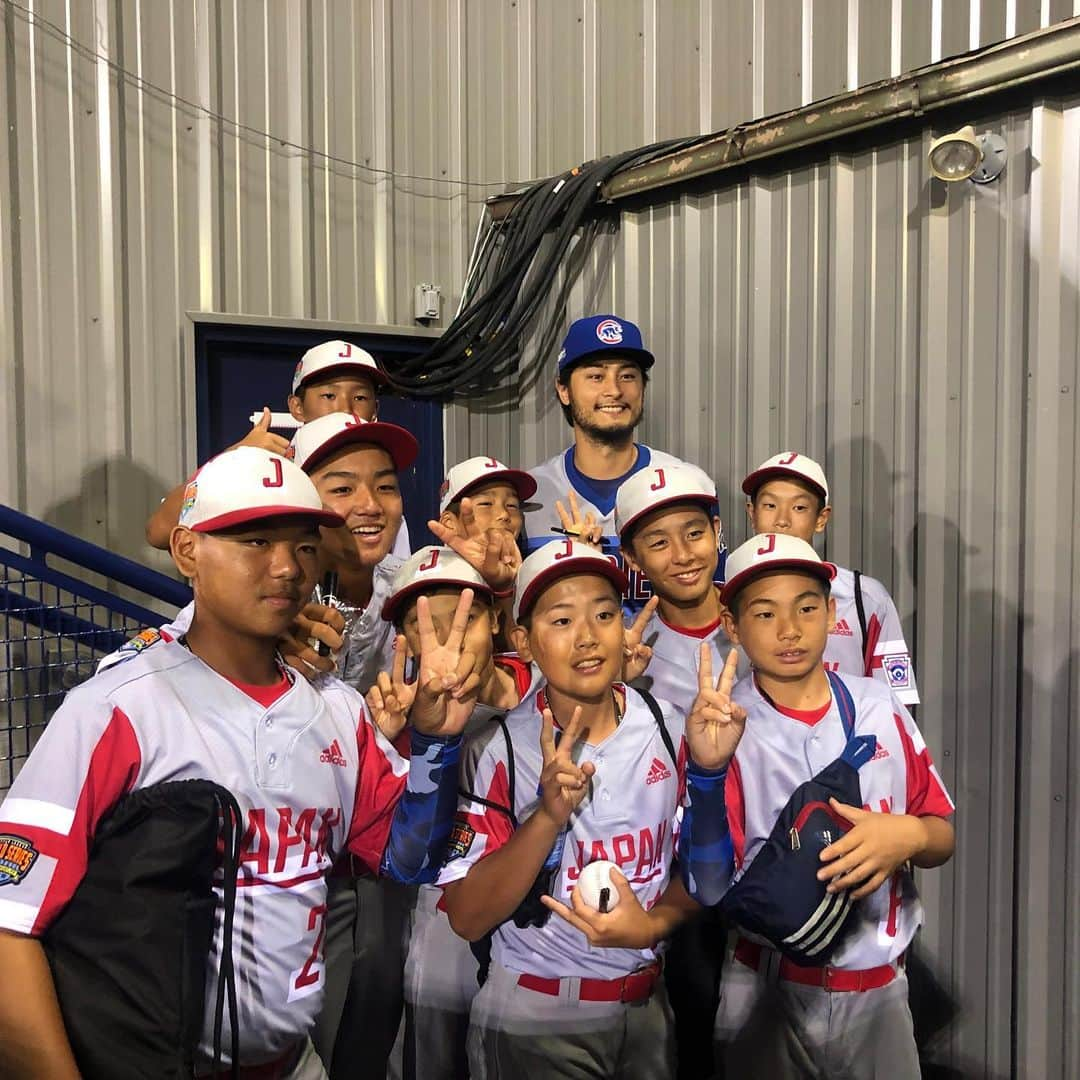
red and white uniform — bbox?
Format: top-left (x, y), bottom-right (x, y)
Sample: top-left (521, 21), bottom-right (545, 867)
top-left (0, 638), bottom-right (410, 1067)
top-left (726, 673), bottom-right (953, 968)
top-left (826, 566), bottom-right (919, 706)
top-left (437, 684), bottom-right (685, 983)
top-left (632, 604), bottom-right (731, 716)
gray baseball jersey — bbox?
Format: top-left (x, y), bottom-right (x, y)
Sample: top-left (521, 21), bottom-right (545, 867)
top-left (826, 566), bottom-right (919, 706)
top-left (437, 684), bottom-right (686, 983)
top-left (0, 637), bottom-right (415, 1066)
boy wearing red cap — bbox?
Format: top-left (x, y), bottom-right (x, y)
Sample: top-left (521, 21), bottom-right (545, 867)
top-left (679, 533), bottom-right (954, 1079)
top-left (0, 447), bottom-right (471, 1080)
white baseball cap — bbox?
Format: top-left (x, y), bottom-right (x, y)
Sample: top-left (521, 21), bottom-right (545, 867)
top-left (742, 452), bottom-right (830, 506)
top-left (289, 412), bottom-right (419, 474)
top-left (615, 461), bottom-right (718, 541)
top-left (514, 539), bottom-right (627, 622)
top-left (438, 456), bottom-right (538, 515)
top-left (291, 339), bottom-right (387, 395)
top-left (177, 446), bottom-right (345, 533)
top-left (719, 533), bottom-right (836, 607)
top-left (381, 545), bottom-right (492, 622)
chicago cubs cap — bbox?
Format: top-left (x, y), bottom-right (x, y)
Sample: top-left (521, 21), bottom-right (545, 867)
top-left (381, 546), bottom-right (493, 622)
top-left (177, 446), bottom-right (345, 533)
top-left (289, 412), bottom-right (419, 474)
top-left (556, 314), bottom-right (655, 374)
top-left (438, 456), bottom-right (538, 514)
top-left (291, 339), bottom-right (387, 394)
top-left (615, 461), bottom-right (719, 541)
top-left (742, 452), bottom-right (830, 505)
top-left (514, 539), bottom-right (627, 622)
top-left (720, 533), bottom-right (836, 607)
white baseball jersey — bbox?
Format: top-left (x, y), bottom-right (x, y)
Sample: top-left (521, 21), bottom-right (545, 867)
top-left (438, 684), bottom-right (686, 980)
top-left (725, 673), bottom-right (953, 969)
top-left (0, 638), bottom-right (414, 1066)
top-left (631, 602), bottom-right (732, 716)
top-left (524, 445), bottom-right (690, 607)
top-left (826, 566), bottom-right (919, 706)
top-left (392, 518), bottom-right (412, 559)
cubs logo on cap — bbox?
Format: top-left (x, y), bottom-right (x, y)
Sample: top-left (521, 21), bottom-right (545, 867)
top-left (556, 314), bottom-right (655, 374)
top-left (438, 456), bottom-right (538, 515)
top-left (289, 412), bottom-right (419, 474)
top-left (742, 452), bottom-right (830, 506)
top-left (381, 546), bottom-right (492, 622)
top-left (719, 533), bottom-right (835, 607)
top-left (615, 461), bottom-right (719, 541)
top-left (514, 539), bottom-right (627, 622)
top-left (291, 339), bottom-right (387, 395)
top-left (177, 446), bottom-right (345, 533)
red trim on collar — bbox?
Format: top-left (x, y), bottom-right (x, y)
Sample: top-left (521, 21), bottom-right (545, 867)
top-left (657, 612), bottom-right (723, 640)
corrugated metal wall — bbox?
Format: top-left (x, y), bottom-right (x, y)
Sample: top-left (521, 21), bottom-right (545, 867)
top-left (2, 1), bottom-right (1078, 1076)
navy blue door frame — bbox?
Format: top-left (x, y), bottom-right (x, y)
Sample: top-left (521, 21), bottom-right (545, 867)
top-left (191, 321), bottom-right (443, 550)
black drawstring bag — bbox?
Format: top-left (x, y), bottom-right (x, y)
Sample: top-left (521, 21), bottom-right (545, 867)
top-left (43, 779), bottom-right (243, 1079)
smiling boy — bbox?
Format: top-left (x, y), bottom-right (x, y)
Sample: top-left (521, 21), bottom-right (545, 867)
top-left (679, 533), bottom-right (954, 1079)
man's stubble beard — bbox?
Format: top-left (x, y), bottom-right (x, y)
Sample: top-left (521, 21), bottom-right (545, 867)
top-left (570, 399), bottom-right (644, 447)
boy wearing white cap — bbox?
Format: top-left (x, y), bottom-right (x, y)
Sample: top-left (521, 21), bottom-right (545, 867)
top-left (438, 539), bottom-right (741, 1079)
top-left (679, 533), bottom-right (954, 1079)
top-left (146, 338), bottom-right (413, 557)
top-left (743, 452), bottom-right (919, 705)
top-left (0, 447), bottom-right (473, 1080)
top-left (380, 546), bottom-right (533, 1080)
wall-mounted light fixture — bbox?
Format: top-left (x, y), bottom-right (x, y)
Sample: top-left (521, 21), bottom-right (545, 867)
top-left (928, 125), bottom-right (1008, 184)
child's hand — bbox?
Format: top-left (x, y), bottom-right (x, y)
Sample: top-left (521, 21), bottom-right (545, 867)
top-left (366, 637), bottom-right (414, 740)
top-left (427, 510), bottom-right (521, 594)
top-left (278, 602), bottom-right (345, 678)
top-left (537, 705), bottom-right (595, 827)
top-left (622, 596), bottom-right (659, 682)
top-left (232, 407), bottom-right (291, 456)
top-left (409, 591), bottom-right (482, 736)
top-left (541, 868), bottom-right (657, 949)
top-left (817, 799), bottom-right (929, 899)
top-left (685, 646), bottom-right (746, 770)
top-left (555, 490), bottom-right (603, 549)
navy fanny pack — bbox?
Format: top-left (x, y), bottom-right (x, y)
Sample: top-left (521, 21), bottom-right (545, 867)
top-left (720, 672), bottom-right (878, 966)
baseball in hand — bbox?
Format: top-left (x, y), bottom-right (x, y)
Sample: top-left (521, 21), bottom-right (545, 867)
top-left (576, 860), bottom-right (621, 913)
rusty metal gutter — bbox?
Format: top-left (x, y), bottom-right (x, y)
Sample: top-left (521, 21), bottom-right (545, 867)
top-left (595, 16), bottom-right (1080, 203)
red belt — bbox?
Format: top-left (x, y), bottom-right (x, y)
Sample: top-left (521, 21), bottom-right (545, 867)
top-left (196, 1040), bottom-right (303, 1080)
top-left (734, 938), bottom-right (898, 993)
top-left (517, 960), bottom-right (661, 1003)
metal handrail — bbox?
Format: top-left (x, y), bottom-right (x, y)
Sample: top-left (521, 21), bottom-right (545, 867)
top-left (0, 503), bottom-right (191, 612)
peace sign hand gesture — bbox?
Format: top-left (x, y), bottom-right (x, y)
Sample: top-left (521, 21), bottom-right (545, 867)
top-left (409, 590), bottom-right (482, 736)
top-left (427, 504), bottom-right (522, 594)
top-left (536, 705), bottom-right (596, 827)
top-left (622, 596), bottom-right (659, 682)
top-left (685, 646), bottom-right (747, 771)
top-left (366, 636), bottom-right (415, 741)
top-left (555, 490), bottom-right (603, 549)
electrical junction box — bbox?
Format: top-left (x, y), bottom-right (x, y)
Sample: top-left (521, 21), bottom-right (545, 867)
top-left (414, 283), bottom-right (442, 321)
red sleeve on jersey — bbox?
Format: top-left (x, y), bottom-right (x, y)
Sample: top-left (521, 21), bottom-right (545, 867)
top-left (725, 758), bottom-right (746, 870)
top-left (345, 714), bottom-right (408, 873)
top-left (894, 713), bottom-right (954, 818)
top-left (494, 654), bottom-right (533, 700)
top-left (864, 613), bottom-right (882, 676)
top-left (0, 707), bottom-right (142, 935)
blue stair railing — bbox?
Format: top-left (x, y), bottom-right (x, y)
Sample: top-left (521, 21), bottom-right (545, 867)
top-left (0, 504), bottom-right (192, 790)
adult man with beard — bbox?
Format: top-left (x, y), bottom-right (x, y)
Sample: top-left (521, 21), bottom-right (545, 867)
top-left (523, 315), bottom-right (687, 609)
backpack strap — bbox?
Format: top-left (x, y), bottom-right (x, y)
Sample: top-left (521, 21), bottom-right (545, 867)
top-left (853, 570), bottom-right (870, 674)
top-left (458, 717), bottom-right (519, 827)
top-left (826, 669), bottom-right (878, 765)
top-left (636, 688), bottom-right (678, 771)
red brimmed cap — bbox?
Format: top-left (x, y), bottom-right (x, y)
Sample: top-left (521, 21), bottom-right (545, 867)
top-left (615, 460), bottom-right (718, 541)
top-left (381, 546), bottom-right (493, 622)
top-left (291, 339), bottom-right (387, 394)
top-left (719, 533), bottom-right (836, 607)
top-left (438, 456), bottom-right (537, 514)
top-left (177, 447), bottom-right (345, 533)
top-left (741, 452), bottom-right (830, 505)
top-left (289, 412), bottom-right (419, 474)
top-left (514, 539), bottom-right (627, 622)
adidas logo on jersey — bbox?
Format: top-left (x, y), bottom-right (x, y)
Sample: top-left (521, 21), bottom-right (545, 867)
top-left (645, 757), bottom-right (672, 785)
top-left (870, 744), bottom-right (891, 761)
top-left (320, 739), bottom-right (347, 767)
top-left (831, 619), bottom-right (854, 637)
